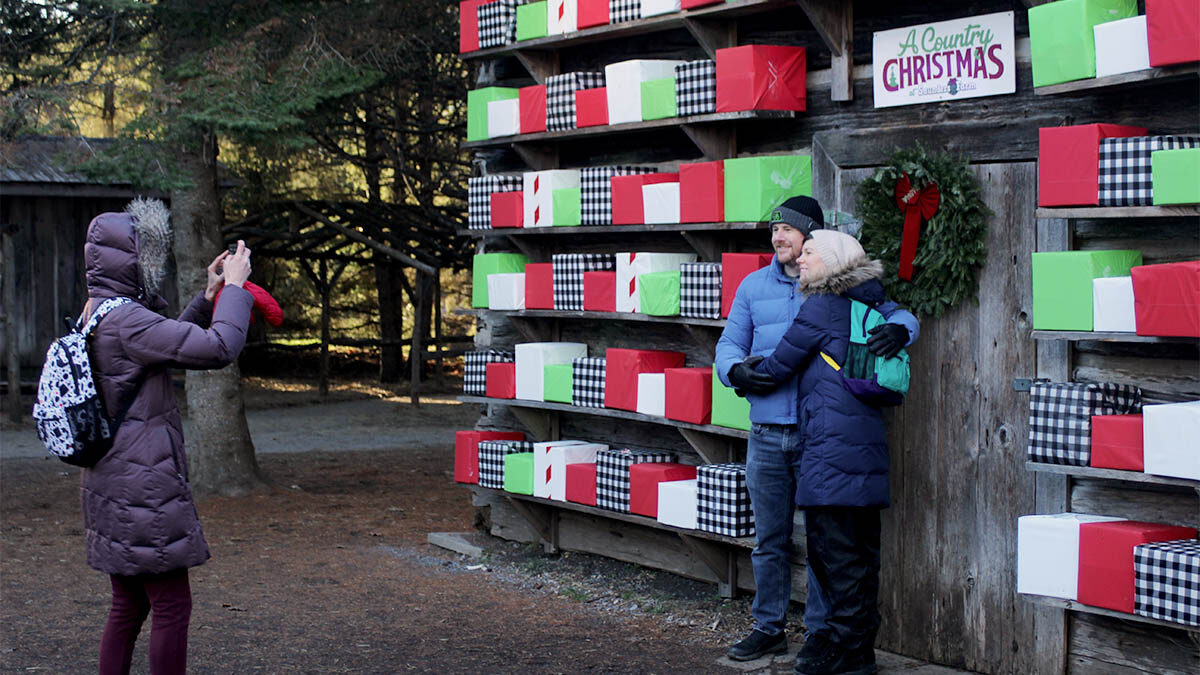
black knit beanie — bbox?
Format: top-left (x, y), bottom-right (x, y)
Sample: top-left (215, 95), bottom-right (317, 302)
top-left (769, 195), bottom-right (825, 237)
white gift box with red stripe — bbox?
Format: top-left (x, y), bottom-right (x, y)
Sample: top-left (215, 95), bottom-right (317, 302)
top-left (547, 0), bottom-right (578, 34)
top-left (533, 440), bottom-right (607, 500)
top-left (523, 170), bottom-right (581, 228)
top-left (615, 252), bottom-right (697, 313)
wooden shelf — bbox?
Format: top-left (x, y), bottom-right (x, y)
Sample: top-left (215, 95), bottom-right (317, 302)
top-left (1035, 205), bottom-right (1200, 219)
top-left (458, 221), bottom-right (766, 238)
top-left (1033, 64), bottom-right (1199, 97)
top-left (1024, 461), bottom-right (1200, 490)
top-left (456, 308), bottom-right (726, 328)
top-left (1022, 594), bottom-right (1200, 633)
top-left (1031, 330), bottom-right (1199, 344)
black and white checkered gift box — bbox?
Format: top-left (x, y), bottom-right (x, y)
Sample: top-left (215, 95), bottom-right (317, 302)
top-left (468, 175), bottom-right (523, 230)
top-left (1027, 381), bottom-right (1142, 466)
top-left (697, 463), bottom-right (755, 537)
top-left (581, 165), bottom-right (655, 225)
top-left (478, 0), bottom-right (518, 48)
top-left (680, 262), bottom-right (722, 319)
top-left (1135, 538), bottom-right (1200, 627)
top-left (596, 448), bottom-right (677, 512)
top-left (478, 439), bottom-right (534, 489)
top-left (675, 60), bottom-right (716, 117)
top-left (464, 349), bottom-right (515, 395)
top-left (610, 0), bottom-right (640, 23)
top-left (1099, 135), bottom-right (1200, 206)
top-left (546, 71), bottom-right (605, 131)
top-left (572, 356), bottom-right (606, 407)
top-left (552, 252), bottom-right (616, 310)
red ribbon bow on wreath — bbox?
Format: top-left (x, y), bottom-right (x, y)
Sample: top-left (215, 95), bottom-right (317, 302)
top-left (893, 173), bottom-right (940, 281)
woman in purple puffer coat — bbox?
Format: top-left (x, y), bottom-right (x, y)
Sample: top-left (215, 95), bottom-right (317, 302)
top-left (81, 199), bottom-right (253, 674)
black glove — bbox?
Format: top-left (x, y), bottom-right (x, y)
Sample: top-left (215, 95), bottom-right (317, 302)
top-left (866, 323), bottom-right (908, 359)
top-left (727, 355), bottom-right (776, 396)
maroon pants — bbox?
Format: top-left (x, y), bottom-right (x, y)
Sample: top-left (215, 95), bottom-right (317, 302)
top-left (99, 568), bottom-right (192, 675)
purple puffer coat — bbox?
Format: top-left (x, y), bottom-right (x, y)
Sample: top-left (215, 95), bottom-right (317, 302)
top-left (81, 212), bottom-right (253, 576)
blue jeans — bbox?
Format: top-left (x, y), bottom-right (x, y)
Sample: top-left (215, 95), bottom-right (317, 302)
top-left (746, 422), bottom-right (830, 637)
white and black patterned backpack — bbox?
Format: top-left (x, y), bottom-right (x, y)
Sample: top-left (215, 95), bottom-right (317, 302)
top-left (32, 297), bottom-right (133, 466)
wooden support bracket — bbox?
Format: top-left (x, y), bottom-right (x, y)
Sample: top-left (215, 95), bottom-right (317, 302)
top-left (513, 49), bottom-right (560, 84)
top-left (680, 122), bottom-right (737, 160)
top-left (677, 428), bottom-right (735, 464)
top-left (678, 231), bottom-right (722, 262)
top-left (681, 324), bottom-right (722, 363)
top-left (505, 496), bottom-right (560, 553)
top-left (508, 315), bottom-right (559, 343)
top-left (677, 533), bottom-right (738, 598)
top-left (504, 234), bottom-right (549, 263)
top-left (682, 17), bottom-right (737, 60)
top-left (509, 405), bottom-right (559, 441)
top-left (512, 142), bottom-right (560, 171)
top-left (795, 0), bottom-right (853, 102)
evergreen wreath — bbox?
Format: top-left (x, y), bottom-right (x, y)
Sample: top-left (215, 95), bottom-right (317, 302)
top-left (855, 145), bottom-right (991, 318)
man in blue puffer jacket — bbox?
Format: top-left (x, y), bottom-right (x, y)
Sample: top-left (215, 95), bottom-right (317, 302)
top-left (717, 197), bottom-right (918, 667)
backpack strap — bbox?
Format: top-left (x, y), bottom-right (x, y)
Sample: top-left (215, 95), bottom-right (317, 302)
top-left (76, 297), bottom-right (133, 335)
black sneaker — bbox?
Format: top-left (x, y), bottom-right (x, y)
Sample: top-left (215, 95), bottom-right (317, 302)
top-left (793, 639), bottom-right (877, 675)
top-left (793, 633), bottom-right (832, 672)
top-left (726, 629), bottom-right (788, 661)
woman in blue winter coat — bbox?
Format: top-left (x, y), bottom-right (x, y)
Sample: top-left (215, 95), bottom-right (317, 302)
top-left (751, 229), bottom-right (896, 675)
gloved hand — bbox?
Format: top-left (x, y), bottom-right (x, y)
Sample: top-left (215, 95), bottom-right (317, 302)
top-left (866, 323), bottom-right (908, 359)
top-left (727, 355), bottom-right (776, 396)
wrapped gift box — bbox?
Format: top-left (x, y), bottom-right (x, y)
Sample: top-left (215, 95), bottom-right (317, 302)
top-left (1094, 15), bottom-right (1150, 77)
top-left (679, 161), bottom-right (724, 223)
top-left (581, 165), bottom-right (655, 225)
top-left (533, 440), bottom-right (605, 500)
top-left (1092, 276), bottom-right (1135, 332)
top-left (605, 59), bottom-right (687, 124)
top-left (716, 45), bottom-right (807, 112)
top-left (722, 155), bottom-right (813, 222)
top-left (630, 462), bottom-right (696, 517)
top-left (543, 363), bottom-right (574, 403)
top-left (681, 0), bottom-right (721, 7)
top-left (468, 174), bottom-right (522, 230)
top-left (478, 0), bottom-right (518, 48)
top-left (1152, 148), bottom-right (1200, 204)
top-left (1099, 135), bottom-right (1200, 206)
top-left (524, 262), bottom-right (555, 309)
top-left (640, 77), bottom-right (677, 120)
top-left (697, 462), bottom-right (754, 537)
top-left (642, 182), bottom-right (680, 224)
top-left (1090, 414), bottom-right (1144, 471)
top-left (464, 349), bottom-right (514, 395)
top-left (721, 252), bottom-right (773, 317)
top-left (583, 270), bottom-right (616, 312)
top-left (711, 367), bottom-right (751, 430)
top-left (1144, 401), bottom-right (1200, 480)
top-left (1039, 123), bottom-right (1147, 206)
top-left (519, 84), bottom-right (547, 134)
top-left (596, 448), bottom-right (677, 512)
top-left (487, 98), bottom-right (520, 138)
top-left (1028, 381), bottom-right (1143, 466)
top-left (455, 430), bottom-right (524, 484)
top-left (1079, 520), bottom-right (1198, 612)
top-left (478, 439), bottom-right (534, 488)
top-left (1016, 513), bottom-right (1125, 599)
top-left (485, 362), bottom-right (516, 398)
top-left (515, 342), bottom-right (588, 401)
top-left (552, 187), bottom-right (581, 226)
top-left (1031, 250), bottom-right (1143, 330)
top-left (516, 0), bottom-right (549, 40)
top-left (546, 71), bottom-right (605, 131)
top-left (1135, 538), bottom-right (1200, 626)
top-left (523, 169), bottom-right (581, 228)
top-left (1146, 0), bottom-right (1200, 66)
top-left (565, 462), bottom-right (598, 506)
top-left (487, 272), bottom-right (525, 310)
top-left (468, 86), bottom-right (519, 141)
top-left (572, 356), bottom-right (606, 408)
top-left (575, 87), bottom-right (608, 128)
top-left (552, 252), bottom-right (617, 310)
top-left (577, 0), bottom-right (609, 28)
top-left (640, 0), bottom-right (680, 18)
top-left (638, 270), bottom-right (681, 317)
top-left (609, 0), bottom-right (640, 23)
top-left (680, 262), bottom-right (722, 319)
top-left (675, 60), bottom-right (716, 116)
top-left (473, 252), bottom-right (529, 307)
top-left (615, 252), bottom-right (696, 313)
top-left (612, 173), bottom-right (679, 225)
top-left (1132, 261), bottom-right (1200, 337)
top-left (1028, 0), bottom-right (1138, 87)
top-left (665, 367), bottom-right (713, 425)
top-left (657, 479), bottom-right (699, 529)
top-left (635, 372), bottom-right (666, 416)
top-left (504, 452), bottom-right (535, 494)
top-left (460, 0), bottom-right (487, 53)
top-left (604, 347), bottom-right (686, 411)
top-left (547, 0), bottom-right (578, 34)
top-left (489, 191), bottom-right (523, 228)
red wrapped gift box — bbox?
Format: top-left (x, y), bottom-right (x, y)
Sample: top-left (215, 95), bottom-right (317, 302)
top-left (630, 463), bottom-right (698, 517)
top-left (575, 87), bottom-right (608, 128)
top-left (1132, 261), bottom-right (1200, 337)
top-left (1078, 520), bottom-right (1198, 612)
top-left (584, 270), bottom-right (616, 312)
top-left (1090, 414), bottom-right (1144, 471)
top-left (682, 0), bottom-right (723, 7)
top-left (721, 252), bottom-right (774, 317)
top-left (519, 84), bottom-right (547, 134)
top-left (716, 45), bottom-right (807, 113)
top-left (679, 161), bottom-right (725, 223)
top-left (485, 362), bottom-right (516, 399)
top-left (1038, 124), bottom-right (1147, 207)
top-left (612, 173), bottom-right (679, 225)
top-left (604, 348), bottom-right (686, 411)
top-left (455, 430), bottom-right (524, 483)
top-left (565, 462), bottom-right (597, 506)
top-left (489, 191), bottom-right (523, 228)
top-left (524, 263), bottom-right (555, 309)
top-left (577, 0), bottom-right (609, 29)
top-left (664, 367), bottom-right (714, 425)
top-left (1147, 0), bottom-right (1200, 67)
top-left (459, 0), bottom-right (486, 53)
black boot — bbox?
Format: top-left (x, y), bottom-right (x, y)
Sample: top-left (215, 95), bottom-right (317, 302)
top-left (727, 629), bottom-right (788, 661)
top-left (794, 640), bottom-right (876, 675)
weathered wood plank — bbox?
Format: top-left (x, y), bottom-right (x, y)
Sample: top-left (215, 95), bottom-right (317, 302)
top-left (1069, 480), bottom-right (1199, 529)
top-left (1068, 612), bottom-right (1200, 674)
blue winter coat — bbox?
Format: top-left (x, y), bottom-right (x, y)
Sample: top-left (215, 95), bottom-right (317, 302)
top-left (754, 258), bottom-right (894, 508)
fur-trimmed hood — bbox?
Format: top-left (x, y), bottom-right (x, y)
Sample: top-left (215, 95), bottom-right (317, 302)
top-left (799, 257), bottom-right (884, 296)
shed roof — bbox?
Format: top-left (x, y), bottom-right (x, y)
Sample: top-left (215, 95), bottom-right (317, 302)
top-left (0, 136), bottom-right (118, 185)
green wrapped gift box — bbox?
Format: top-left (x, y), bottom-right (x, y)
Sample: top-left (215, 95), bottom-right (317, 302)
top-left (516, 1), bottom-right (548, 41)
top-left (552, 187), bottom-right (581, 226)
top-left (1151, 149), bottom-right (1200, 205)
top-left (1028, 0), bottom-right (1137, 87)
top-left (639, 270), bottom-right (681, 316)
top-left (473, 252), bottom-right (529, 307)
top-left (723, 155), bottom-right (812, 222)
top-left (641, 77), bottom-right (677, 121)
top-left (504, 453), bottom-right (534, 494)
top-left (1032, 250), bottom-right (1143, 330)
top-left (711, 367), bottom-right (751, 431)
top-left (468, 87), bottom-right (519, 142)
top-left (544, 363), bottom-right (574, 403)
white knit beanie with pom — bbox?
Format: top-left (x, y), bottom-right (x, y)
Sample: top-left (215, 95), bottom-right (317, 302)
top-left (807, 229), bottom-right (866, 276)
top-left (125, 197), bottom-right (172, 298)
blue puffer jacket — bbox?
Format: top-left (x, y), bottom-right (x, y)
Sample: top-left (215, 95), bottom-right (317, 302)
top-left (715, 255), bottom-right (918, 425)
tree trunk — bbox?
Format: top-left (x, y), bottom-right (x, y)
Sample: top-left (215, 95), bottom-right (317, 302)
top-left (375, 258), bottom-right (404, 383)
top-left (171, 130), bottom-right (264, 497)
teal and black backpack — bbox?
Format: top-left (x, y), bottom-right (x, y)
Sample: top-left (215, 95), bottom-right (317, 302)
top-left (819, 299), bottom-right (910, 407)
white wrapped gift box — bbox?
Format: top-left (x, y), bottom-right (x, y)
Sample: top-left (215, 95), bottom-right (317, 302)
top-left (523, 169), bottom-right (581, 228)
top-left (615, 252), bottom-right (697, 313)
top-left (1017, 513), bottom-right (1124, 599)
top-left (1094, 16), bottom-right (1150, 79)
top-left (533, 440), bottom-right (607, 500)
top-left (487, 273), bottom-right (526, 310)
top-left (1092, 276), bottom-right (1135, 332)
top-left (640, 0), bottom-right (681, 18)
top-left (635, 372), bottom-right (666, 416)
top-left (657, 479), bottom-right (698, 529)
top-left (1144, 401), bottom-right (1200, 480)
top-left (604, 59), bottom-right (687, 124)
top-left (547, 0), bottom-right (578, 35)
top-left (515, 342), bottom-right (588, 401)
top-left (642, 182), bottom-right (680, 224)
top-left (487, 98), bottom-right (521, 138)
